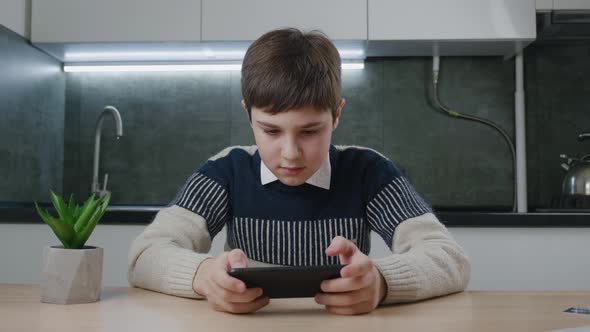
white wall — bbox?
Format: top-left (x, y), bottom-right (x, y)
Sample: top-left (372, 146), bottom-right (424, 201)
top-left (0, 0), bottom-right (31, 39)
top-left (1, 223), bottom-right (589, 290)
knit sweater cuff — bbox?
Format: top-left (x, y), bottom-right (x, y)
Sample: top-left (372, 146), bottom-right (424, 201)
top-left (162, 249), bottom-right (212, 300)
top-left (373, 255), bottom-right (424, 305)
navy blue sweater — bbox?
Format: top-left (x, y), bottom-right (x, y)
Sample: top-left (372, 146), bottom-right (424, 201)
top-left (172, 145), bottom-right (431, 266)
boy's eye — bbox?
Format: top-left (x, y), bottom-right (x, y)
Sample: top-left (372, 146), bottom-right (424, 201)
top-left (264, 129), bottom-right (280, 135)
top-left (302, 130), bottom-right (318, 136)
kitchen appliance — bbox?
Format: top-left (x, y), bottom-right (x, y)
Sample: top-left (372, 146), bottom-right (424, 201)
top-left (545, 132), bottom-right (590, 211)
top-left (560, 132), bottom-right (590, 196)
top-left (560, 153), bottom-right (590, 196)
top-left (552, 153), bottom-right (590, 209)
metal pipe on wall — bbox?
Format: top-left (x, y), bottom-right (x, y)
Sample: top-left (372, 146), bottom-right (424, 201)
top-left (514, 53), bottom-right (528, 212)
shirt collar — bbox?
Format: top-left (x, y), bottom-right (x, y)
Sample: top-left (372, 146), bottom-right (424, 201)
top-left (260, 153), bottom-right (331, 190)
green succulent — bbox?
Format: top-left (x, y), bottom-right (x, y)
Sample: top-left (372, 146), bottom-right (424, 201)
top-left (35, 191), bottom-right (110, 249)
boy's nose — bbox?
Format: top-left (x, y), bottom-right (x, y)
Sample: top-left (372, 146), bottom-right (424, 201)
top-left (281, 138), bottom-right (302, 161)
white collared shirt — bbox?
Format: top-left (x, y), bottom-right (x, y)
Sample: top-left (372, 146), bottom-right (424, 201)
top-left (260, 154), bottom-right (331, 190)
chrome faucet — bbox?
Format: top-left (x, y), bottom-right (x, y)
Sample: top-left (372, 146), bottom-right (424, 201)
top-left (92, 106), bottom-right (123, 197)
top-left (578, 132), bottom-right (590, 141)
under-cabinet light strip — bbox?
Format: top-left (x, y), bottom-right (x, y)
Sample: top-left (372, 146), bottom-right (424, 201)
top-left (63, 62), bottom-right (364, 72)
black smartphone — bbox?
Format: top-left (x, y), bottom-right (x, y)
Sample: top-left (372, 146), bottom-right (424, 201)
top-left (228, 264), bottom-right (344, 298)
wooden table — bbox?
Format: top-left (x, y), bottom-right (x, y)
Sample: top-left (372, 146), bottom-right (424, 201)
top-left (1, 284), bottom-right (589, 332)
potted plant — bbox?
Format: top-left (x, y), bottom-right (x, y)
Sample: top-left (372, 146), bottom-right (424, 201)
top-left (35, 191), bottom-right (110, 304)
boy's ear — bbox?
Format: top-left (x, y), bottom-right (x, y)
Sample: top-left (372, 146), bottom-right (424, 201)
top-left (333, 98), bottom-right (345, 130)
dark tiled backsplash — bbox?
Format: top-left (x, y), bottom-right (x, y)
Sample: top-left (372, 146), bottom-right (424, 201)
top-left (0, 26), bottom-right (65, 202)
top-left (3, 23), bottom-right (590, 209)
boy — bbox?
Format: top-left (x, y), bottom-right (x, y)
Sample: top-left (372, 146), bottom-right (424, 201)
top-left (128, 28), bottom-right (470, 315)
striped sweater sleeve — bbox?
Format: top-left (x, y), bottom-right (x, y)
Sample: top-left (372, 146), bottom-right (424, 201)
top-left (366, 175), bottom-right (433, 245)
top-left (363, 158), bottom-right (471, 304)
top-left (173, 170), bottom-right (231, 239)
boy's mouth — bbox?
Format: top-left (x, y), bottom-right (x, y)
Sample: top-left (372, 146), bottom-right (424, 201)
top-left (279, 166), bottom-right (305, 176)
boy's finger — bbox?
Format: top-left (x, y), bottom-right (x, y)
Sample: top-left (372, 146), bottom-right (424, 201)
top-left (321, 274), bottom-right (372, 293)
top-left (227, 249), bottom-right (248, 269)
top-left (325, 302), bottom-right (371, 315)
top-left (211, 285), bottom-right (263, 304)
top-left (325, 236), bottom-right (357, 257)
top-left (212, 268), bottom-right (246, 293)
top-left (218, 295), bottom-right (270, 314)
top-left (315, 289), bottom-right (368, 307)
top-left (340, 258), bottom-right (373, 278)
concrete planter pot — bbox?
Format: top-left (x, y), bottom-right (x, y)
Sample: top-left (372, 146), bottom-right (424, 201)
top-left (41, 245), bottom-right (103, 304)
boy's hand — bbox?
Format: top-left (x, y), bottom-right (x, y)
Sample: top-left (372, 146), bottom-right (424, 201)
top-left (315, 236), bottom-right (387, 315)
top-left (192, 249), bottom-right (269, 314)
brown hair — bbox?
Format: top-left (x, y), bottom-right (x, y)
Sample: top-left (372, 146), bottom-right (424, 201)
top-left (241, 28), bottom-right (342, 121)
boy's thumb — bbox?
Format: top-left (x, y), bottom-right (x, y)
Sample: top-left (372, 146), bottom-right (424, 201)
top-left (227, 249), bottom-right (248, 269)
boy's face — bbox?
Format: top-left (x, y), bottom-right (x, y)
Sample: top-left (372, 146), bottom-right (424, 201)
top-left (246, 101), bottom-right (343, 187)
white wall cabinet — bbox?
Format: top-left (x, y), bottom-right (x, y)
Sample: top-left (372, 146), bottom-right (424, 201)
top-left (536, 0), bottom-right (553, 11)
top-left (537, 0), bottom-right (590, 11)
top-left (369, 0), bottom-right (535, 41)
top-left (30, 0), bottom-right (538, 60)
top-left (553, 0), bottom-right (590, 10)
top-left (367, 0), bottom-right (536, 56)
top-left (0, 0), bottom-right (30, 39)
top-left (31, 0), bottom-right (201, 43)
top-left (201, 0), bottom-right (367, 42)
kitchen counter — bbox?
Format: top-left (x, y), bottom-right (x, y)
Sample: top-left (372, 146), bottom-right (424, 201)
top-left (1, 202), bottom-right (589, 227)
